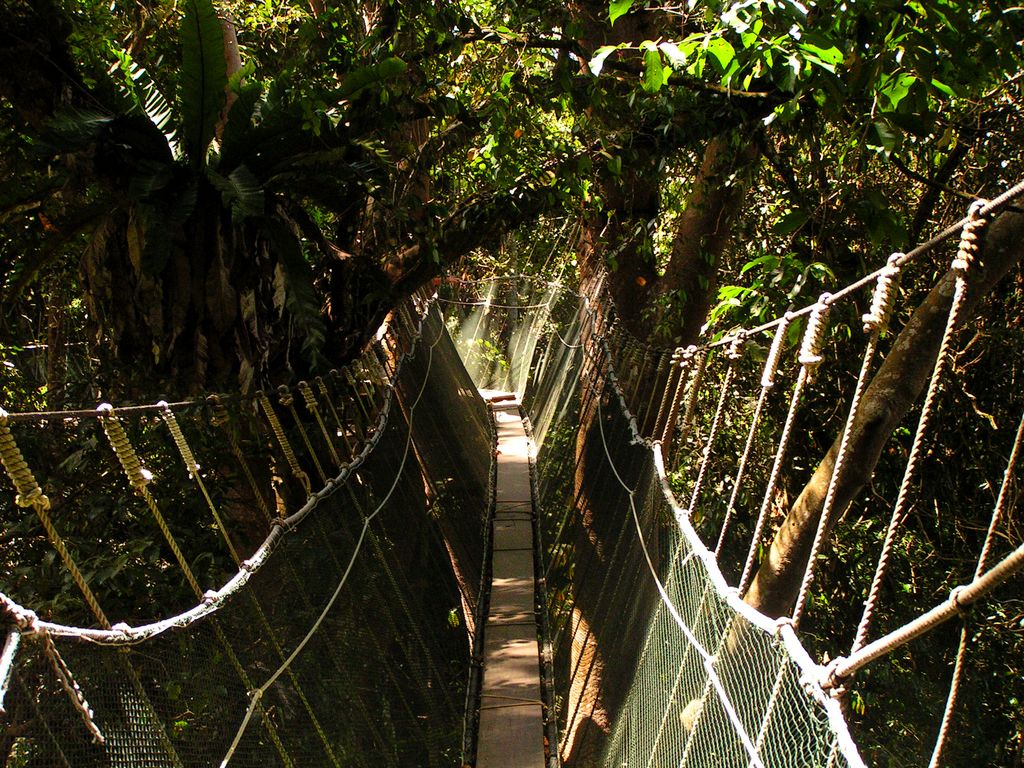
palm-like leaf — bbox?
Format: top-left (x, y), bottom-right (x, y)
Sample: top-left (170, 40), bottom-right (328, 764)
top-left (179, 0), bottom-right (227, 168)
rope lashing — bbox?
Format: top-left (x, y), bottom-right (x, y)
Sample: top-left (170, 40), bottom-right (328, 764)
top-left (98, 404), bottom-right (202, 597)
top-left (0, 409), bottom-right (111, 628)
top-left (256, 390), bottom-right (312, 498)
top-left (278, 385), bottom-right (327, 485)
top-left (798, 294), bottom-right (831, 374)
top-left (952, 199), bottom-right (988, 273)
top-left (0, 593), bottom-right (104, 743)
top-left (761, 312), bottom-right (791, 388)
top-left (862, 254), bottom-right (903, 334)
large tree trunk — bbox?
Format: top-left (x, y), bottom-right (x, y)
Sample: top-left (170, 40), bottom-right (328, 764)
top-left (745, 209), bottom-right (1024, 619)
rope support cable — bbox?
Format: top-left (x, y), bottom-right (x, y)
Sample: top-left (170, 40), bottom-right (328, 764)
top-left (298, 381), bottom-right (344, 469)
top-left (256, 390), bottom-right (312, 498)
top-left (787, 262), bottom-right (902, 622)
top-left (278, 385), bottom-right (327, 485)
top-left (926, 404), bottom-right (1024, 768)
top-left (849, 201), bottom-right (986, 653)
top-left (714, 316), bottom-right (791, 555)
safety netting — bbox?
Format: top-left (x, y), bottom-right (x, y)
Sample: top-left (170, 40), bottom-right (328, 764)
top-left (443, 276), bottom-right (863, 768)
top-left (0, 296), bottom-right (491, 767)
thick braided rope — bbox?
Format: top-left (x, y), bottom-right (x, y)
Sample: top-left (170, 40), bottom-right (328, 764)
top-left (0, 410), bottom-right (111, 628)
top-left (687, 334), bottom-right (744, 517)
top-left (927, 406), bottom-right (1024, 768)
top-left (745, 295), bottom-right (831, 601)
top-left (652, 348), bottom-right (681, 439)
top-left (715, 316), bottom-right (791, 556)
top-left (160, 403), bottom-right (241, 564)
top-left (278, 385), bottom-right (327, 485)
top-left (850, 202), bottom-right (987, 654)
top-left (256, 390), bottom-right (312, 498)
top-left (661, 346), bottom-right (697, 444)
top-left (676, 347), bottom-right (709, 450)
top-left (789, 264), bottom-right (902, 624)
top-left (298, 381), bottom-right (343, 469)
top-left (98, 405), bottom-right (203, 598)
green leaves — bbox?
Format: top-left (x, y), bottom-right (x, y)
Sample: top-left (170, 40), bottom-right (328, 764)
top-left (609, 0), bottom-right (634, 27)
top-left (337, 57), bottom-right (408, 100)
top-left (179, 0), bottom-right (228, 168)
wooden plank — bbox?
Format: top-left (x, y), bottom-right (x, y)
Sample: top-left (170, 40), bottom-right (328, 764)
top-left (477, 392), bottom-right (546, 768)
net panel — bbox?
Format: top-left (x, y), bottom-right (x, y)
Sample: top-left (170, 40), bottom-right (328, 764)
top-left (2, 300), bottom-right (490, 767)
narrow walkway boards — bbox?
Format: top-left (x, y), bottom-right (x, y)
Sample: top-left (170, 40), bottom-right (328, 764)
top-left (476, 392), bottom-right (546, 768)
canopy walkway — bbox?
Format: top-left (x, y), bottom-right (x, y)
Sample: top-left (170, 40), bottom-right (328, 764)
top-left (1, 185), bottom-right (1024, 767)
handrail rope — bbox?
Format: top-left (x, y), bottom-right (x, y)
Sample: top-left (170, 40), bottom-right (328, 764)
top-left (687, 335), bottom-right (745, 517)
top-left (826, 539), bottom-right (1024, 686)
top-left (739, 294), bottom-right (831, 599)
top-left (926, 405), bottom-right (1024, 768)
top-left (714, 316), bottom-right (791, 556)
top-left (849, 201), bottom-right (987, 654)
top-left (784, 259), bottom-right (902, 616)
top-left (218, 304), bottom-right (443, 768)
top-left (1, 593), bottom-right (104, 743)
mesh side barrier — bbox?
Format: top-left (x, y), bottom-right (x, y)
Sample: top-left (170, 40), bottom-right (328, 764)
top-left (445, 277), bottom-right (864, 768)
top-left (2, 303), bottom-right (487, 767)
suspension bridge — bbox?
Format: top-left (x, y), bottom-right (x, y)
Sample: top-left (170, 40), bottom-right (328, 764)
top-left (1, 185), bottom-right (1023, 767)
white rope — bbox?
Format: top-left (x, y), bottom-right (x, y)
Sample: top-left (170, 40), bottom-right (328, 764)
top-left (218, 310), bottom-right (445, 768)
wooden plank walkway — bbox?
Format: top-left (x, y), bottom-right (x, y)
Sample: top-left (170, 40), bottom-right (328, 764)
top-left (476, 393), bottom-right (546, 768)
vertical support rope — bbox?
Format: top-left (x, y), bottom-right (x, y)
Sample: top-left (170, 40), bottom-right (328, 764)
top-left (788, 260), bottom-right (901, 622)
top-left (278, 385), bottom-right (327, 485)
top-left (0, 409), bottom-right (111, 629)
top-left (715, 316), bottom-right (791, 556)
top-left (98, 404), bottom-right (203, 597)
top-left (742, 294), bottom-right (830, 600)
top-left (850, 201), bottom-right (987, 653)
top-left (208, 395), bottom-right (276, 525)
top-left (688, 334), bottom-right (745, 517)
top-left (927, 405), bottom-right (1024, 768)
top-left (298, 381), bottom-right (344, 470)
top-left (256, 390), bottom-right (312, 499)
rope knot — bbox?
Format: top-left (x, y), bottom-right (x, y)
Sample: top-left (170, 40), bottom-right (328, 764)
top-left (276, 385), bottom-right (294, 408)
top-left (207, 395), bottom-right (231, 427)
top-left (798, 294), bottom-right (832, 371)
top-left (952, 199), bottom-right (989, 274)
top-left (820, 656), bottom-right (852, 697)
top-left (863, 254), bottom-right (903, 334)
top-left (949, 585), bottom-right (970, 615)
top-left (97, 405), bottom-right (152, 491)
top-left (761, 315), bottom-right (791, 389)
top-left (726, 332), bottom-right (746, 360)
